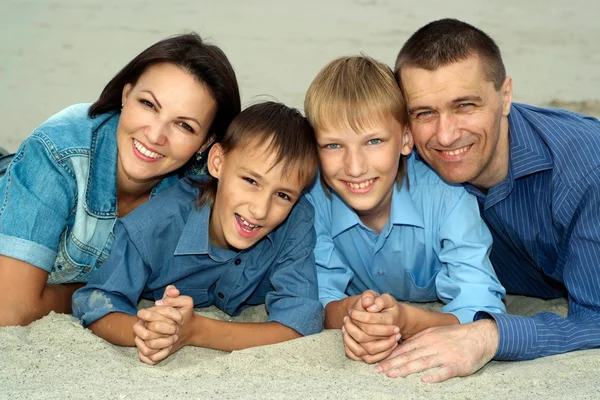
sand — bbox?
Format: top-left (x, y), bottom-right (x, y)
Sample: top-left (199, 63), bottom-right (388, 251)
top-left (1, 1), bottom-right (600, 399)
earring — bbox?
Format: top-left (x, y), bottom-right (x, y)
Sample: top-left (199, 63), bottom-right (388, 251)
top-left (195, 152), bottom-right (204, 163)
top-left (120, 103), bottom-right (124, 110)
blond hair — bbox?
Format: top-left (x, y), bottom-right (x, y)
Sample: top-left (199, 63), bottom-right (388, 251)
top-left (304, 55), bottom-right (409, 185)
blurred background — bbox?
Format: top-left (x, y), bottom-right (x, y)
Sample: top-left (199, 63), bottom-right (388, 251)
top-left (1, 0), bottom-right (599, 151)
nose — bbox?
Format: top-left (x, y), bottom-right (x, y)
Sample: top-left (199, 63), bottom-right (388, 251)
top-left (145, 121), bottom-right (168, 146)
top-left (248, 193), bottom-right (270, 221)
top-left (344, 148), bottom-right (368, 178)
top-left (436, 112), bottom-right (461, 147)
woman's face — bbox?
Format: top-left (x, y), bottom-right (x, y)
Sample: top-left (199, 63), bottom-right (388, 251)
top-left (116, 63), bottom-right (217, 189)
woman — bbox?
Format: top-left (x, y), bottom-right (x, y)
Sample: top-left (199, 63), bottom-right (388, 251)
top-left (0, 32), bottom-right (241, 326)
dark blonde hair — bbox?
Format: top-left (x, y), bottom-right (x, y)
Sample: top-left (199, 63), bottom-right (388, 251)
top-left (304, 55), bottom-right (409, 186)
top-left (194, 101), bottom-right (319, 208)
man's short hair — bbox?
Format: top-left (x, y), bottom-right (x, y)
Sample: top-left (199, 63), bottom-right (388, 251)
top-left (394, 18), bottom-right (506, 91)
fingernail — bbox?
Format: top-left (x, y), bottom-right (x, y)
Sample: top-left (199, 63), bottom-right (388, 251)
top-left (368, 305), bottom-right (377, 311)
top-left (174, 335), bottom-right (179, 342)
top-left (155, 300), bottom-right (163, 306)
top-left (343, 316), bottom-right (347, 323)
top-left (396, 333), bottom-right (402, 341)
top-left (393, 327), bottom-right (400, 334)
top-left (373, 365), bottom-right (382, 373)
top-left (341, 326), bottom-right (346, 333)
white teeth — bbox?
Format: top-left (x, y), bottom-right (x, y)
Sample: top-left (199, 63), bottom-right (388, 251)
top-left (442, 146), bottom-right (469, 156)
top-left (133, 139), bottom-right (164, 159)
top-left (238, 215), bottom-right (260, 231)
top-left (346, 179), bottom-right (375, 189)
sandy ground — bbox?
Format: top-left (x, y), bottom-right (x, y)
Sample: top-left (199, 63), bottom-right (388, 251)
top-left (1, 1), bottom-right (600, 399)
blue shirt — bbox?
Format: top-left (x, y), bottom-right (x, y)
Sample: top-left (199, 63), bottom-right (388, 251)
top-left (72, 177), bottom-right (324, 337)
top-left (469, 103), bottom-right (600, 361)
top-left (0, 104), bottom-right (178, 283)
top-left (306, 155), bottom-right (506, 324)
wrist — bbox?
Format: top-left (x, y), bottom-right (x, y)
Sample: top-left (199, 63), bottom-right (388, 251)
top-left (475, 318), bottom-right (499, 359)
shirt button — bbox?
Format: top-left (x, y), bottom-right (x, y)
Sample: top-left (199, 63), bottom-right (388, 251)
top-left (234, 258), bottom-right (241, 265)
top-left (217, 292), bottom-right (225, 299)
top-left (378, 270), bottom-right (384, 275)
top-left (84, 266), bottom-right (91, 272)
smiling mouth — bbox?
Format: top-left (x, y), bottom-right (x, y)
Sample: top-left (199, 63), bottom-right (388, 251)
top-left (439, 145), bottom-right (471, 157)
top-left (133, 139), bottom-right (164, 160)
top-left (235, 213), bottom-right (262, 233)
top-left (343, 178), bottom-right (376, 193)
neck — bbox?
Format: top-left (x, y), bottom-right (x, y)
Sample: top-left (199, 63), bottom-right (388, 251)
top-left (356, 188), bottom-right (393, 234)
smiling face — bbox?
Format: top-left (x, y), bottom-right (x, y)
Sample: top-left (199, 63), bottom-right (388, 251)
top-left (316, 115), bottom-right (412, 231)
top-left (400, 55), bottom-right (513, 189)
top-left (207, 138), bottom-right (305, 251)
top-left (116, 63), bottom-right (218, 192)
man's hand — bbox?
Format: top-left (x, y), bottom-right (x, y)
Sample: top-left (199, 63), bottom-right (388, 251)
top-left (374, 319), bottom-right (499, 383)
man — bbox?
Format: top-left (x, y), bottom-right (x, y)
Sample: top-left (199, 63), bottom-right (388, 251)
top-left (352, 18), bottom-right (600, 383)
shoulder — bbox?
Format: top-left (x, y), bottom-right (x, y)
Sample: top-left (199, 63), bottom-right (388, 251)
top-left (512, 103), bottom-right (600, 177)
top-left (406, 154), bottom-right (466, 201)
top-left (120, 177), bottom-right (200, 234)
top-left (29, 103), bottom-right (117, 152)
top-left (267, 195), bottom-right (316, 247)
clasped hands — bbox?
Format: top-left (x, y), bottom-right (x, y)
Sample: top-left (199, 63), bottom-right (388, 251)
top-left (342, 290), bottom-right (500, 383)
top-left (132, 285), bottom-right (197, 365)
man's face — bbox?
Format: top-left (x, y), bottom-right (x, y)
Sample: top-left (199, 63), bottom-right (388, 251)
top-left (400, 55), bottom-right (512, 189)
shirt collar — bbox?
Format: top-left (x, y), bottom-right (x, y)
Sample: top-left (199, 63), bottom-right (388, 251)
top-left (464, 103), bottom-right (554, 208)
top-left (330, 181), bottom-right (424, 237)
top-left (174, 202), bottom-right (237, 262)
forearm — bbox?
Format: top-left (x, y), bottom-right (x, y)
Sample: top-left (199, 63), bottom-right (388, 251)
top-left (324, 296), bottom-right (360, 329)
top-left (188, 318), bottom-right (301, 351)
top-left (88, 313), bottom-right (138, 346)
top-left (399, 304), bottom-right (459, 339)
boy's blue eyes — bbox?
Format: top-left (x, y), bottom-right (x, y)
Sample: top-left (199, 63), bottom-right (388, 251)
top-left (368, 139), bottom-right (382, 145)
top-left (323, 139), bottom-right (382, 148)
top-left (325, 144), bottom-right (340, 149)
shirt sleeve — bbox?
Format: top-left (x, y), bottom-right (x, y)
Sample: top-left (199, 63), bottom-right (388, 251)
top-left (435, 190), bottom-right (507, 323)
top-left (305, 189), bottom-right (355, 307)
top-left (264, 200), bottom-right (324, 336)
top-left (72, 220), bottom-right (151, 327)
top-left (0, 134), bottom-right (77, 271)
top-left (476, 167), bottom-right (600, 360)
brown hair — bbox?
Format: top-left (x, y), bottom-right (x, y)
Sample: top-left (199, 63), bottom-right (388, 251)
top-left (304, 55), bottom-right (409, 186)
top-left (194, 101), bottom-right (319, 208)
top-left (89, 32), bottom-right (241, 174)
top-left (394, 18), bottom-right (506, 91)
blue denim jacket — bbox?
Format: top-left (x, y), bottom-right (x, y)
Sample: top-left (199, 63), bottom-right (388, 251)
top-left (0, 104), bottom-right (179, 283)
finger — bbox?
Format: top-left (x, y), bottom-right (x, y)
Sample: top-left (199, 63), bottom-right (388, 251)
top-left (157, 295), bottom-right (193, 310)
top-left (135, 335), bottom-right (160, 357)
top-left (138, 306), bottom-right (184, 325)
top-left (366, 293), bottom-right (396, 312)
top-left (386, 353), bottom-right (439, 379)
top-left (344, 316), bottom-right (379, 344)
top-left (148, 346), bottom-right (173, 364)
top-left (360, 290), bottom-right (380, 310)
top-left (360, 342), bottom-right (399, 365)
top-left (353, 320), bottom-right (399, 338)
top-left (421, 364), bottom-right (459, 383)
top-left (349, 309), bottom-right (395, 326)
top-left (138, 351), bottom-right (157, 366)
top-left (161, 285), bottom-right (180, 300)
top-left (133, 320), bottom-right (170, 341)
top-left (144, 334), bottom-right (179, 351)
top-left (360, 333), bottom-right (402, 356)
top-left (341, 325), bottom-right (367, 359)
top-left (145, 320), bottom-right (180, 336)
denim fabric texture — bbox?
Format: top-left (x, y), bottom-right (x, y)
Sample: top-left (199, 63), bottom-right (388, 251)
top-left (0, 104), bottom-right (179, 283)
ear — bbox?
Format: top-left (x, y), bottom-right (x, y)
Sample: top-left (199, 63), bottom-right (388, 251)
top-left (501, 76), bottom-right (513, 117)
top-left (400, 125), bottom-right (414, 156)
top-left (206, 143), bottom-right (225, 179)
top-left (121, 83), bottom-right (133, 107)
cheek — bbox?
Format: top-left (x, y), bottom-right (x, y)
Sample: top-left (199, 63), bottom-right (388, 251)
top-left (318, 151), bottom-right (341, 176)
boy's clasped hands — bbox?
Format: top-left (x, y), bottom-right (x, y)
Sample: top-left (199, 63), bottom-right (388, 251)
top-left (342, 290), bottom-right (419, 365)
top-left (133, 285), bottom-right (194, 365)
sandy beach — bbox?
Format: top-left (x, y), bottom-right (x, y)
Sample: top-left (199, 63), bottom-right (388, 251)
top-left (1, 1), bottom-right (600, 399)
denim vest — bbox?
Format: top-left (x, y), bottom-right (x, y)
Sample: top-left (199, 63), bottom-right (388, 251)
top-left (0, 104), bottom-right (179, 283)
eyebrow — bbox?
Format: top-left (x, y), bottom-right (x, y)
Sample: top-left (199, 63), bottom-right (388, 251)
top-left (141, 90), bottom-right (202, 129)
top-left (241, 167), bottom-right (301, 198)
top-left (408, 95), bottom-right (485, 114)
top-left (141, 90), bottom-right (162, 109)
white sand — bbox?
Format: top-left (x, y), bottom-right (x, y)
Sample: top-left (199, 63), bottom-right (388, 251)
top-left (1, 1), bottom-right (600, 399)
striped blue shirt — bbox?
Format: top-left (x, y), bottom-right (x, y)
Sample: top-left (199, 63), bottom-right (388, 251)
top-left (468, 103), bottom-right (600, 361)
